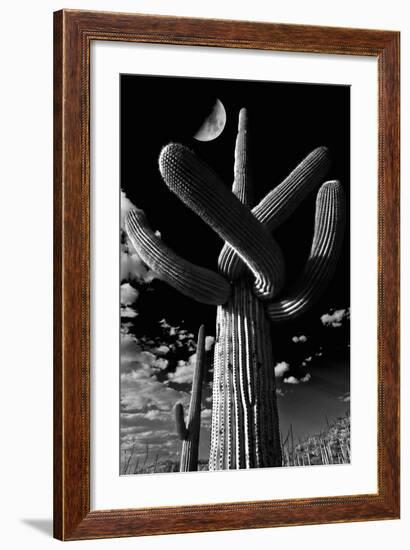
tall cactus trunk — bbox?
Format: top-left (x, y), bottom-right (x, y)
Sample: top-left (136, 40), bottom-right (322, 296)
top-left (209, 109), bottom-right (281, 470)
top-left (209, 280), bottom-right (282, 470)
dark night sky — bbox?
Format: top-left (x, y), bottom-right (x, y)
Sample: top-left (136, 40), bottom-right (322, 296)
top-left (120, 73), bottom-right (350, 465)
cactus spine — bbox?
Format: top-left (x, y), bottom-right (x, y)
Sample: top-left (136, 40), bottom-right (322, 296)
top-left (126, 107), bottom-right (345, 470)
top-left (174, 325), bottom-right (207, 471)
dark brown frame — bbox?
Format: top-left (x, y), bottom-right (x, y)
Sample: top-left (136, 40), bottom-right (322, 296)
top-left (54, 9), bottom-right (400, 541)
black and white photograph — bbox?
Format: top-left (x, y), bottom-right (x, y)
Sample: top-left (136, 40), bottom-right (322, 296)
top-left (0, 0), bottom-right (404, 546)
top-left (120, 74), bottom-right (350, 475)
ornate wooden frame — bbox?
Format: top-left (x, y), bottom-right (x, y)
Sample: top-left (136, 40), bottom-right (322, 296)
top-left (53, 9), bottom-right (400, 541)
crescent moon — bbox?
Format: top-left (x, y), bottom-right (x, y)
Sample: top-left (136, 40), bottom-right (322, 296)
top-left (193, 99), bottom-right (226, 142)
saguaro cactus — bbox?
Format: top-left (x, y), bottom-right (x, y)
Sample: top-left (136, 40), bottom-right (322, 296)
top-left (125, 108), bottom-right (345, 469)
top-left (174, 325), bottom-right (206, 472)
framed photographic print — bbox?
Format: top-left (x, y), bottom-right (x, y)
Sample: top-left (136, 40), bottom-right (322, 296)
top-left (54, 9), bottom-right (400, 541)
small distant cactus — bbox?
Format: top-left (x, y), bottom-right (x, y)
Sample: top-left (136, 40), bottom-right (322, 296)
top-left (126, 107), bottom-right (345, 470)
top-left (174, 325), bottom-right (207, 472)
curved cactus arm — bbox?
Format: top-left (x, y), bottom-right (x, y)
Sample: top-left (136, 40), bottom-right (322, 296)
top-left (219, 146), bottom-right (331, 280)
top-left (255, 145), bottom-right (331, 229)
top-left (266, 180), bottom-right (345, 322)
top-left (232, 108), bottom-right (254, 208)
top-left (125, 209), bottom-right (230, 306)
top-left (159, 143), bottom-right (285, 300)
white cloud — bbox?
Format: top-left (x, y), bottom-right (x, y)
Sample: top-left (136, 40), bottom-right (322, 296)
top-left (121, 322), bottom-right (133, 334)
top-left (201, 408), bottom-right (213, 429)
top-left (121, 306), bottom-right (138, 318)
top-left (167, 355), bottom-right (197, 384)
top-left (120, 335), bottom-right (170, 377)
top-left (121, 410), bottom-right (169, 427)
top-left (283, 376), bottom-right (300, 385)
top-left (274, 361), bottom-right (290, 378)
top-left (292, 335), bottom-right (307, 343)
top-left (121, 240), bottom-right (155, 283)
top-left (283, 373), bottom-right (311, 384)
top-left (166, 334), bottom-right (212, 384)
top-left (205, 336), bottom-right (215, 351)
top-left (153, 345), bottom-right (170, 356)
top-left (134, 350), bottom-right (157, 365)
top-left (121, 374), bottom-right (188, 413)
top-left (321, 308), bottom-right (350, 327)
top-left (121, 283), bottom-right (139, 306)
top-left (153, 357), bottom-right (169, 371)
top-left (120, 333), bottom-right (141, 372)
top-left (338, 392), bottom-right (351, 402)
